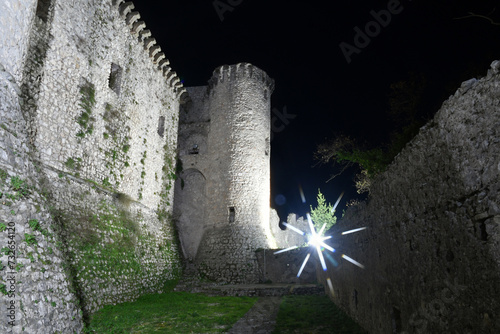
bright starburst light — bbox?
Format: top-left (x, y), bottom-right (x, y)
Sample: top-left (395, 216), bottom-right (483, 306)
top-left (274, 191), bottom-right (366, 278)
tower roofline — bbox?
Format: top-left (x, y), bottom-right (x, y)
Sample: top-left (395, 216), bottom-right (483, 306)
top-left (208, 63), bottom-right (275, 93)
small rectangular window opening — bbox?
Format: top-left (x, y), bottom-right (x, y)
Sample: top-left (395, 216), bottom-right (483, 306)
top-left (157, 116), bottom-right (165, 137)
top-left (109, 63), bottom-right (123, 95)
top-left (228, 206), bottom-right (235, 223)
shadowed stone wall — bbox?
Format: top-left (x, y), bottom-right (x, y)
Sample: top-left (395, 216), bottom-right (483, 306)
top-left (256, 248), bottom-right (317, 284)
top-left (317, 61), bottom-right (500, 334)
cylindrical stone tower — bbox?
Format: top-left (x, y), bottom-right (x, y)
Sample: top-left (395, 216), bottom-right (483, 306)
top-left (195, 63), bottom-right (277, 283)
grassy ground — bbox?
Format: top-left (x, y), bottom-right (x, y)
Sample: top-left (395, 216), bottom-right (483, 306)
top-left (85, 286), bottom-right (367, 333)
top-left (272, 295), bottom-right (368, 334)
top-left (85, 291), bottom-right (257, 333)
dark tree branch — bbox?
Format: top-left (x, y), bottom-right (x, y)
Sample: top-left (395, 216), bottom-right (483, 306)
top-left (325, 162), bottom-right (353, 183)
top-left (454, 8), bottom-right (500, 26)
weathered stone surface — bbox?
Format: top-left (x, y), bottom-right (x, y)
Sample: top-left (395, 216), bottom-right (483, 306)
top-left (0, 1), bottom-right (183, 332)
top-left (1, 58), bottom-right (83, 333)
top-left (316, 61), bottom-right (500, 334)
top-left (175, 64), bottom-right (277, 283)
top-left (0, 0), bottom-right (37, 83)
top-left (255, 248), bottom-right (317, 284)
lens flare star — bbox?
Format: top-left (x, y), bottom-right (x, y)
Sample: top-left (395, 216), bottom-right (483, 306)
top-left (274, 191), bottom-right (366, 278)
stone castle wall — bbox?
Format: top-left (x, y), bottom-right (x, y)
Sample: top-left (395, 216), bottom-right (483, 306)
top-left (0, 0), bottom-right (38, 84)
top-left (316, 61), bottom-right (500, 333)
top-left (175, 64), bottom-right (278, 283)
top-left (204, 64), bottom-right (274, 233)
top-left (1, 0), bottom-right (185, 332)
top-left (1, 52), bottom-right (84, 334)
top-left (256, 248), bottom-right (317, 284)
top-left (28, 0), bottom-right (181, 207)
top-left (173, 85), bottom-right (210, 260)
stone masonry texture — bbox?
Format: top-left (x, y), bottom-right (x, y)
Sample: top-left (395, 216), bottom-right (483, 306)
top-left (175, 64), bottom-right (279, 284)
top-left (1, 0), bottom-right (185, 332)
top-left (316, 60), bottom-right (500, 334)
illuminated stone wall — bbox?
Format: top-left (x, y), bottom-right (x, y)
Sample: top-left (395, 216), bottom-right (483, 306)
top-left (1, 49), bottom-right (84, 334)
top-left (0, 0), bottom-right (185, 332)
top-left (175, 64), bottom-right (278, 283)
top-left (317, 60), bottom-right (500, 334)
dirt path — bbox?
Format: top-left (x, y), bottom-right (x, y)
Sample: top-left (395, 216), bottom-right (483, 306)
top-left (226, 297), bottom-right (282, 334)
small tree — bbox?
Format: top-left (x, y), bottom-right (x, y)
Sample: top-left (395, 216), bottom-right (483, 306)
top-left (309, 189), bottom-right (337, 235)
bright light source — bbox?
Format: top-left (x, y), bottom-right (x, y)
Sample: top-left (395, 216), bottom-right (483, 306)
top-left (278, 191), bottom-right (366, 278)
top-left (331, 191), bottom-right (345, 213)
top-left (308, 233), bottom-right (323, 247)
top-left (327, 278), bottom-right (334, 295)
top-left (297, 253), bottom-right (311, 277)
top-left (282, 222), bottom-right (305, 236)
top-left (317, 245), bottom-right (327, 271)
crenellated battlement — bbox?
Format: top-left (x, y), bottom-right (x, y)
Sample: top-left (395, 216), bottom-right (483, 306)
top-left (208, 62), bottom-right (275, 93)
top-left (112, 0), bottom-right (186, 99)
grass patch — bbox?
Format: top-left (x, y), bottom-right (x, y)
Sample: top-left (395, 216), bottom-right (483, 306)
top-left (85, 291), bottom-right (257, 333)
top-left (10, 176), bottom-right (30, 198)
top-left (273, 295), bottom-right (368, 334)
top-left (76, 82), bottom-right (96, 138)
top-left (24, 233), bottom-right (37, 246)
top-left (0, 168), bottom-right (8, 184)
top-left (65, 157), bottom-right (76, 170)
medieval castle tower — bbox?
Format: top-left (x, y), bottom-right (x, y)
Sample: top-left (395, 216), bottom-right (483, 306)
top-left (174, 63), bottom-right (278, 283)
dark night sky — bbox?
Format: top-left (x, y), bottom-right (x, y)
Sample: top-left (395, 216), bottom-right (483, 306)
top-left (134, 0), bottom-right (500, 220)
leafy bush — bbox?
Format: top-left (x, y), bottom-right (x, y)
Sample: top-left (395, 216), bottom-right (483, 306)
top-left (65, 157), bottom-right (76, 170)
top-left (0, 168), bottom-right (8, 184)
top-left (0, 284), bottom-right (9, 295)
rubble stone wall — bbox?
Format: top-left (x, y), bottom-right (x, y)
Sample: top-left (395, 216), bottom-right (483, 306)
top-left (317, 61), bottom-right (500, 334)
top-left (0, 0), bottom-right (185, 332)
